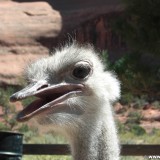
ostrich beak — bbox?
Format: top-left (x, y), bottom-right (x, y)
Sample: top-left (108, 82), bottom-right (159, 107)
top-left (10, 80), bottom-right (84, 122)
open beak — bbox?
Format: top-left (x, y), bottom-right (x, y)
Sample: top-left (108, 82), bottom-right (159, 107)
top-left (10, 80), bottom-right (84, 122)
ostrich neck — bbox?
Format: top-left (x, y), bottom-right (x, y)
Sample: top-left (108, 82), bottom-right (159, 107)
top-left (69, 110), bottom-right (120, 160)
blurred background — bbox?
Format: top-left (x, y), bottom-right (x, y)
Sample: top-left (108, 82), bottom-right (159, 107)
top-left (0, 0), bottom-right (160, 159)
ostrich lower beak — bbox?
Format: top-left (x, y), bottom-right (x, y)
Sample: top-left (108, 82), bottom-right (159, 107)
top-left (10, 81), bottom-right (84, 122)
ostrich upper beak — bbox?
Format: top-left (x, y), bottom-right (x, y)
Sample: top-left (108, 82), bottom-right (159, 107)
top-left (10, 80), bottom-right (84, 122)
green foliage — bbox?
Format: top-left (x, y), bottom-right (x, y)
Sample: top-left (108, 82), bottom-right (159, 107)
top-left (112, 0), bottom-right (160, 56)
top-left (102, 51), bottom-right (160, 99)
top-left (103, 0), bottom-right (160, 99)
top-left (23, 132), bottom-right (70, 160)
top-left (150, 128), bottom-right (160, 137)
top-left (151, 101), bottom-right (160, 109)
top-left (112, 53), bottom-right (159, 96)
top-left (120, 93), bottom-right (135, 104)
top-left (0, 87), bottom-right (19, 131)
top-left (121, 156), bottom-right (146, 160)
top-left (131, 96), bottom-right (150, 109)
top-left (117, 120), bottom-right (126, 134)
top-left (22, 97), bottom-right (36, 109)
top-left (23, 155), bottom-right (71, 160)
top-left (120, 127), bottom-right (160, 145)
top-left (23, 127), bottom-right (39, 143)
top-left (0, 87), bottom-right (15, 113)
top-left (0, 87), bottom-right (35, 133)
top-left (118, 111), bottom-right (146, 136)
top-left (101, 50), bottom-right (111, 70)
top-left (18, 124), bottom-right (30, 133)
top-left (127, 112), bottom-right (143, 124)
top-left (128, 125), bottom-right (146, 136)
top-left (0, 122), bottom-right (10, 131)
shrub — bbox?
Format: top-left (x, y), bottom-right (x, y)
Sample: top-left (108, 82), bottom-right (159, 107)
top-left (129, 125), bottom-right (146, 136)
top-left (102, 51), bottom-right (160, 99)
top-left (126, 112), bottom-right (143, 124)
top-left (0, 87), bottom-right (18, 131)
top-left (112, 0), bottom-right (160, 56)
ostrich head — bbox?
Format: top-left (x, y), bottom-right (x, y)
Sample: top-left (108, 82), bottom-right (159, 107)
top-left (10, 43), bottom-right (120, 159)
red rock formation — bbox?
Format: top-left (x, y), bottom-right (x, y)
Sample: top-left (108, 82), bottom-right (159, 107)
top-left (0, 0), bottom-right (124, 84)
top-left (0, 0), bottom-right (123, 54)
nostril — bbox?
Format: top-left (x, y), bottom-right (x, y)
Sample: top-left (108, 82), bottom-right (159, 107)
top-left (37, 84), bottom-right (48, 91)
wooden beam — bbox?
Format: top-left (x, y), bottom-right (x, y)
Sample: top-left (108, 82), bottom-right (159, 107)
top-left (23, 144), bottom-right (160, 156)
top-left (121, 145), bottom-right (160, 156)
top-left (23, 144), bottom-right (69, 155)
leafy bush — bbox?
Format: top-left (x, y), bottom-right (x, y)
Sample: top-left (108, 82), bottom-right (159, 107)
top-left (0, 122), bottom-right (10, 131)
top-left (103, 0), bottom-right (160, 101)
top-left (128, 125), bottom-right (146, 136)
top-left (0, 87), bottom-right (33, 133)
top-left (0, 87), bottom-right (19, 131)
top-left (126, 112), bottom-right (143, 124)
top-left (111, 0), bottom-right (160, 56)
top-left (102, 51), bottom-right (160, 100)
top-left (23, 155), bottom-right (71, 160)
top-left (22, 97), bottom-right (36, 109)
top-left (112, 53), bottom-right (159, 97)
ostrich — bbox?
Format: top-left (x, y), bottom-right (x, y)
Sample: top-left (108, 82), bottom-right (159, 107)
top-left (10, 43), bottom-right (120, 160)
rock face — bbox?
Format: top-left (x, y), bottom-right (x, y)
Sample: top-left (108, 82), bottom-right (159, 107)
top-left (0, 0), bottom-right (123, 54)
top-left (0, 0), bottom-right (123, 85)
top-left (67, 13), bottom-right (126, 55)
top-left (0, 1), bottom-right (62, 55)
top-left (0, 53), bottom-right (46, 85)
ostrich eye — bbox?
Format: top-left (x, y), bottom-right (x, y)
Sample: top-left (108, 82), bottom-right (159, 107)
top-left (72, 62), bottom-right (91, 79)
